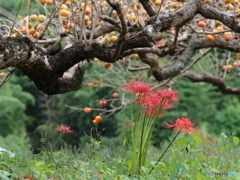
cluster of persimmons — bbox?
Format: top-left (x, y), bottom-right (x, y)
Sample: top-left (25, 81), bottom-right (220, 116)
top-left (4, 0), bottom-right (240, 79)
top-left (83, 84), bottom-right (120, 124)
top-left (11, 0), bottom-right (240, 46)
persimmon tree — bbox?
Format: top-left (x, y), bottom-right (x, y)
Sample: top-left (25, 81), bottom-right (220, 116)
top-left (1, 0), bottom-right (240, 95)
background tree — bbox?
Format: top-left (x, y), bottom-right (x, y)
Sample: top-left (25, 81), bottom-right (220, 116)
top-left (1, 0), bottom-right (240, 148)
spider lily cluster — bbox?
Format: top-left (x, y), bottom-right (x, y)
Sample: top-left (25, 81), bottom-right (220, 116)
top-left (124, 80), bottom-right (196, 175)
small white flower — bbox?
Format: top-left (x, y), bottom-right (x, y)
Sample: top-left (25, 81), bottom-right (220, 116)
top-left (0, 147), bottom-right (15, 157)
top-left (221, 132), bottom-right (227, 138)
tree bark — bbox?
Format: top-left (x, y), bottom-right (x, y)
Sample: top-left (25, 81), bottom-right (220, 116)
top-left (1, 0), bottom-right (240, 95)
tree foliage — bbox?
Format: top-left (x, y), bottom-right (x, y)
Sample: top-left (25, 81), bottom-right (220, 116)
top-left (0, 74), bottom-right (34, 136)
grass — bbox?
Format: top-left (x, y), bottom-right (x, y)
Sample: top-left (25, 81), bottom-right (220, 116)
top-left (0, 131), bottom-right (239, 180)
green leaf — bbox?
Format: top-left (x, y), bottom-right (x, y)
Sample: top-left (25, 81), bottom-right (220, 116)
top-left (147, 69), bottom-right (152, 78)
top-left (176, 138), bottom-right (187, 146)
top-left (34, 161), bottom-right (45, 168)
top-left (0, 170), bottom-right (10, 180)
top-left (195, 173), bottom-right (205, 180)
top-left (233, 136), bottom-right (239, 145)
top-left (192, 136), bottom-right (202, 144)
top-left (226, 145), bottom-right (234, 150)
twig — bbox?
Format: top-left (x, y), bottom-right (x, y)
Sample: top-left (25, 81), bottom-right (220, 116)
top-left (181, 48), bottom-right (213, 73)
top-left (9, 0), bottom-right (23, 37)
top-left (79, 0), bottom-right (88, 42)
top-left (106, 0), bottom-right (128, 60)
top-left (0, 68), bottom-right (17, 87)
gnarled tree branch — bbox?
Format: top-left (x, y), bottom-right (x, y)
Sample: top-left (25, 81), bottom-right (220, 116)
top-left (182, 71), bottom-right (240, 94)
top-left (1, 0), bottom-right (240, 95)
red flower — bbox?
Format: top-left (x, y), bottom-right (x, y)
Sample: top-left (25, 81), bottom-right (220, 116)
top-left (156, 89), bottom-right (179, 109)
top-left (125, 80), bottom-right (151, 95)
top-left (140, 89), bottom-right (178, 117)
top-left (55, 124), bottom-right (74, 133)
top-left (165, 117), bottom-right (197, 133)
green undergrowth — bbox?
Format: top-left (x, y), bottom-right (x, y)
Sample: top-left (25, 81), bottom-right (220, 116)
top-left (0, 132), bottom-right (239, 180)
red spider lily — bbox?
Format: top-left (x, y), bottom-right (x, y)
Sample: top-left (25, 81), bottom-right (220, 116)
top-left (156, 89), bottom-right (179, 109)
top-left (157, 89), bottom-right (179, 102)
top-left (55, 124), bottom-right (74, 133)
top-left (140, 89), bottom-right (178, 117)
top-left (144, 108), bottom-right (165, 118)
top-left (125, 80), bottom-right (151, 95)
top-left (165, 117), bottom-right (197, 133)
top-left (141, 89), bottom-right (178, 108)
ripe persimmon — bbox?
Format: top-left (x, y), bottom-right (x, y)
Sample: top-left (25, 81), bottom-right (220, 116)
top-left (216, 26), bottom-right (224, 31)
top-left (216, 20), bottom-right (223, 25)
top-left (222, 65), bottom-right (232, 70)
top-left (236, 9), bottom-right (240, 13)
top-left (109, 36), bottom-right (118, 42)
top-left (154, 0), bottom-right (161, 6)
top-left (62, 28), bottom-right (69, 33)
top-left (19, 27), bottom-right (27, 33)
top-left (223, 0), bottom-right (231, 3)
top-left (198, 21), bottom-right (206, 28)
top-left (0, 72), bottom-right (5, 77)
top-left (33, 32), bottom-right (40, 38)
top-left (85, 7), bottom-right (92, 15)
top-left (38, 15), bottom-right (46, 22)
top-left (67, 23), bottom-right (74, 29)
top-left (226, 3), bottom-right (234, 10)
top-left (112, 93), bottom-right (119, 98)
top-left (99, 100), bottom-right (107, 106)
top-left (30, 14), bottom-right (38, 21)
top-left (205, 0), bottom-right (212, 3)
top-left (223, 32), bottom-right (233, 41)
top-left (92, 119), bottom-right (98, 124)
top-left (60, 4), bottom-right (68, 10)
top-left (87, 83), bottom-right (94, 87)
top-left (233, 61), bottom-right (240, 66)
top-left (84, 107), bottom-right (92, 113)
top-left (46, 0), bottom-right (54, 5)
top-left (103, 62), bottom-right (111, 68)
top-left (95, 115), bottom-right (102, 122)
top-left (206, 35), bottom-right (214, 41)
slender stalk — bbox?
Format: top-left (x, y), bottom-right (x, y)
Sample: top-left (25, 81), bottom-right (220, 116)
top-left (9, 0), bottom-right (23, 37)
top-left (53, 133), bottom-right (63, 151)
top-left (138, 115), bottom-right (146, 174)
top-left (148, 130), bottom-right (181, 174)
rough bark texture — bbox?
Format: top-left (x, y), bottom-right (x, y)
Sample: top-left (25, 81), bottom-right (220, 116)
top-left (1, 0), bottom-right (240, 95)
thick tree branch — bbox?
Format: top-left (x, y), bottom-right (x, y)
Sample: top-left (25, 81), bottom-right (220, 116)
top-left (182, 71), bottom-right (240, 94)
top-left (139, 0), bottom-right (157, 17)
top-left (0, 7), bottom-right (16, 22)
top-left (198, 3), bottom-right (240, 32)
top-left (106, 0), bottom-right (128, 60)
top-left (2, 0), bottom-right (240, 95)
top-left (100, 15), bottom-right (121, 28)
top-left (152, 36), bottom-right (240, 81)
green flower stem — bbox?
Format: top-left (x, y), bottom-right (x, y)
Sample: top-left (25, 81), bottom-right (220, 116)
top-left (148, 130), bottom-right (180, 174)
top-left (53, 133), bottom-right (63, 150)
top-left (139, 116), bottom-right (146, 171)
